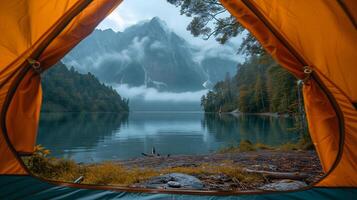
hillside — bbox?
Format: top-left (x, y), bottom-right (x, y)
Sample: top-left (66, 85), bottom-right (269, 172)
top-left (41, 62), bottom-right (129, 112)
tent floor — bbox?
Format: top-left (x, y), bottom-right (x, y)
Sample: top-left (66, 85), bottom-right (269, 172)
top-left (0, 175), bottom-right (355, 199)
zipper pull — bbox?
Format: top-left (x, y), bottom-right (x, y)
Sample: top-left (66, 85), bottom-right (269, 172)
top-left (27, 59), bottom-right (42, 74)
top-left (302, 66), bottom-right (313, 84)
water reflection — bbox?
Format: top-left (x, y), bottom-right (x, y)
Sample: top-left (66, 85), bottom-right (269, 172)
top-left (37, 112), bottom-right (299, 162)
top-left (202, 114), bottom-right (299, 145)
top-left (38, 113), bottom-right (128, 160)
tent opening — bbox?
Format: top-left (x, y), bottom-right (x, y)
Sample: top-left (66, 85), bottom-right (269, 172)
top-left (17, 0), bottom-right (328, 193)
top-left (1, 0), bottom-right (356, 198)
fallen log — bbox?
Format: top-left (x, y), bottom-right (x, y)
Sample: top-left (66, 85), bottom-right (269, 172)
top-left (243, 168), bottom-right (309, 180)
top-left (141, 153), bottom-right (155, 157)
top-left (141, 146), bottom-right (170, 158)
top-left (74, 176), bottom-right (84, 184)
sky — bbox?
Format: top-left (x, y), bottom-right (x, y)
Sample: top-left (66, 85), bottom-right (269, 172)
top-left (97, 0), bottom-right (243, 54)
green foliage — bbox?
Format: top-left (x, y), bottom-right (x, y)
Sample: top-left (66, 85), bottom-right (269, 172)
top-left (267, 64), bottom-right (298, 113)
top-left (296, 133), bottom-right (314, 150)
top-left (218, 140), bottom-right (257, 153)
top-left (277, 134), bottom-right (314, 151)
top-left (167, 0), bottom-right (264, 56)
top-left (218, 136), bottom-right (313, 153)
top-left (41, 62), bottom-right (129, 112)
top-left (238, 140), bottom-right (257, 152)
top-left (201, 55), bottom-right (299, 114)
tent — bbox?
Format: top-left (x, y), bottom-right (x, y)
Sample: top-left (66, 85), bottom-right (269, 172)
top-left (0, 0), bottom-right (356, 199)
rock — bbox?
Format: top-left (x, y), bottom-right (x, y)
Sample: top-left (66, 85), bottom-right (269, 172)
top-left (142, 173), bottom-right (203, 189)
top-left (258, 179), bottom-right (307, 191)
top-left (167, 181), bottom-right (181, 188)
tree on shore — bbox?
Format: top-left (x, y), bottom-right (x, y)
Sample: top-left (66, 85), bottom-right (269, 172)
top-left (167, 0), bottom-right (264, 56)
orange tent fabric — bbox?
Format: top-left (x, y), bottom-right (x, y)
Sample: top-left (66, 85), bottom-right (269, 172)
top-left (0, 0), bottom-right (356, 189)
top-left (221, 0), bottom-right (357, 187)
top-left (0, 0), bottom-right (122, 174)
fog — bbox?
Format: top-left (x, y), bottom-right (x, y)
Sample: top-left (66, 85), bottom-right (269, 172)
top-left (114, 84), bottom-right (207, 102)
top-left (193, 41), bottom-right (242, 64)
top-left (65, 36), bottom-right (151, 73)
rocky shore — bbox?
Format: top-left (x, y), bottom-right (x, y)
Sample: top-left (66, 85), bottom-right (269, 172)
top-left (116, 150), bottom-right (323, 191)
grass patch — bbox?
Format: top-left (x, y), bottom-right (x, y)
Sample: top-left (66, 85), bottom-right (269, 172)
top-left (217, 140), bottom-right (274, 153)
top-left (83, 162), bottom-right (158, 185)
top-left (278, 142), bottom-right (299, 151)
top-left (22, 146), bottom-right (159, 185)
top-left (218, 136), bottom-right (314, 153)
top-left (218, 140), bottom-right (257, 153)
top-left (277, 133), bottom-right (314, 151)
top-left (255, 143), bottom-right (274, 150)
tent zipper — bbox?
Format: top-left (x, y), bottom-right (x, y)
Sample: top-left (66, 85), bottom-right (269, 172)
top-left (0, 0), bottom-right (93, 174)
top-left (241, 0), bottom-right (345, 186)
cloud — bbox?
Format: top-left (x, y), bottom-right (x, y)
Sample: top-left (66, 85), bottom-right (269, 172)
top-left (192, 40), bottom-right (243, 64)
top-left (128, 36), bottom-right (150, 60)
top-left (150, 40), bottom-right (166, 50)
top-left (114, 84), bottom-right (207, 102)
top-left (66, 36), bottom-right (150, 74)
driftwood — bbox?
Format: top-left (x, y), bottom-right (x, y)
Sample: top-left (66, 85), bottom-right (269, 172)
top-left (243, 168), bottom-right (309, 180)
top-left (74, 176), bottom-right (84, 183)
top-left (141, 153), bottom-right (155, 157)
top-left (142, 147), bottom-right (170, 158)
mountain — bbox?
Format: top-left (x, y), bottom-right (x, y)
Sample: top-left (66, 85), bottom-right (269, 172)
top-left (201, 57), bottom-right (237, 84)
top-left (63, 17), bottom-right (238, 92)
top-left (41, 62), bottom-right (129, 112)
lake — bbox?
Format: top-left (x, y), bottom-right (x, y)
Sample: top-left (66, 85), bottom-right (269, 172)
top-left (37, 112), bottom-right (300, 163)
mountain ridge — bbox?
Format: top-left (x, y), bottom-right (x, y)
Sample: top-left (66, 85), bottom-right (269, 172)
top-left (63, 17), bottom-right (238, 92)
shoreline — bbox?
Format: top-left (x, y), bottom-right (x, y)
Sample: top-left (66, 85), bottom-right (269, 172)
top-left (116, 150), bottom-right (321, 175)
top-left (97, 150), bottom-right (322, 190)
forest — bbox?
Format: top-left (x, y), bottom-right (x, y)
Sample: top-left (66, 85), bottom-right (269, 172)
top-left (201, 55), bottom-right (299, 114)
top-left (41, 62), bottom-right (129, 112)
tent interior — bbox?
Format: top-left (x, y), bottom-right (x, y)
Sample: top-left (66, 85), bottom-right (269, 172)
top-left (0, 0), bottom-right (356, 199)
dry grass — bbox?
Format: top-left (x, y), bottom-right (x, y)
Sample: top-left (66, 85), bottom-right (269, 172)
top-left (255, 143), bottom-right (274, 150)
top-left (82, 162), bottom-right (158, 185)
top-left (23, 149), bottom-right (158, 186)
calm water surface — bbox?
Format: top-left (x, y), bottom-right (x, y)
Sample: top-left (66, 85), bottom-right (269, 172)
top-left (37, 112), bottom-right (300, 163)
